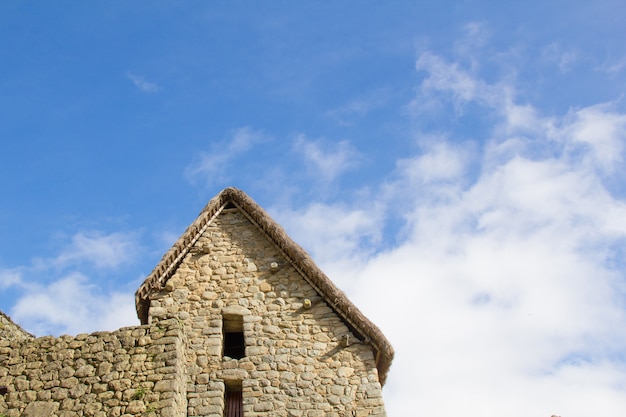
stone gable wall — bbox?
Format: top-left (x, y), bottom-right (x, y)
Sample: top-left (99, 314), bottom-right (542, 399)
top-left (148, 209), bottom-right (386, 417)
top-left (0, 319), bottom-right (187, 417)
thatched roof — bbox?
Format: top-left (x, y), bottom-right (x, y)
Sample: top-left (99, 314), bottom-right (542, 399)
top-left (135, 187), bottom-right (394, 385)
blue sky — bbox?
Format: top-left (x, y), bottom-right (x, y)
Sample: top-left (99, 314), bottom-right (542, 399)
top-left (1, 2), bottom-right (626, 416)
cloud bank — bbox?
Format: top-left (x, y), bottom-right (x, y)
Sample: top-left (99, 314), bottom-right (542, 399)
top-left (1, 230), bottom-right (141, 336)
top-left (274, 46), bottom-right (626, 416)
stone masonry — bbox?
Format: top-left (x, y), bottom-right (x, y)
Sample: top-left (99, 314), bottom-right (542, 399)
top-left (0, 187), bottom-right (393, 416)
top-left (0, 320), bottom-right (187, 417)
top-left (0, 313), bottom-right (33, 343)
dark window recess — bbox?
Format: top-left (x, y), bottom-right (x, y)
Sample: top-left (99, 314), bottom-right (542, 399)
top-left (224, 385), bottom-right (243, 417)
top-left (223, 314), bottom-right (245, 359)
top-left (223, 332), bottom-right (245, 359)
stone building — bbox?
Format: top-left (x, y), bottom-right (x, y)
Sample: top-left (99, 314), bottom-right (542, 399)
top-left (0, 187), bottom-right (394, 417)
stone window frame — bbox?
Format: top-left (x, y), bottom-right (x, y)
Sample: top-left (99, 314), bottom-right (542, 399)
top-left (221, 306), bottom-right (250, 360)
top-left (222, 313), bottom-right (245, 359)
top-left (224, 380), bottom-right (243, 417)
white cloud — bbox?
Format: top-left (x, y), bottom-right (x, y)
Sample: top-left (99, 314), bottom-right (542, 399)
top-left (0, 228), bottom-right (143, 336)
top-left (558, 103), bottom-right (626, 171)
top-left (543, 43), bottom-right (579, 73)
top-left (292, 135), bottom-right (360, 182)
top-left (11, 273), bottom-right (137, 336)
top-left (413, 46), bottom-right (626, 175)
top-left (415, 51), bottom-right (485, 108)
top-left (396, 138), bottom-right (470, 185)
top-left (414, 49), bottom-right (526, 123)
top-left (353, 160), bottom-right (626, 415)
top-left (453, 22), bottom-right (490, 70)
top-left (598, 57), bottom-right (626, 75)
top-left (185, 127), bottom-right (268, 185)
top-left (354, 149), bottom-right (626, 415)
top-left (0, 269), bottom-right (24, 290)
top-left (386, 56), bottom-right (626, 417)
top-left (272, 202), bottom-right (382, 259)
top-left (126, 72), bottom-right (161, 93)
top-left (52, 231), bottom-right (140, 269)
top-left (270, 199), bottom-right (385, 295)
top-left (326, 89), bottom-right (391, 126)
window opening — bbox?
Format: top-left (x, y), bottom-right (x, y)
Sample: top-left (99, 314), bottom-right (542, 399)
top-left (223, 314), bottom-right (245, 359)
top-left (224, 380), bottom-right (243, 417)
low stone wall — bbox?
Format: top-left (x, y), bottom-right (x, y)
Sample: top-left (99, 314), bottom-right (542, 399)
top-left (0, 319), bottom-right (187, 417)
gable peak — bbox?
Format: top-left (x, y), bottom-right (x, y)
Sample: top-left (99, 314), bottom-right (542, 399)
top-left (134, 187), bottom-right (394, 384)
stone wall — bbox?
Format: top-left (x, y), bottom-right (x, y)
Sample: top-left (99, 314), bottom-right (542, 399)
top-left (148, 209), bottom-right (387, 417)
top-left (0, 313), bottom-right (34, 342)
top-left (0, 319), bottom-right (187, 417)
